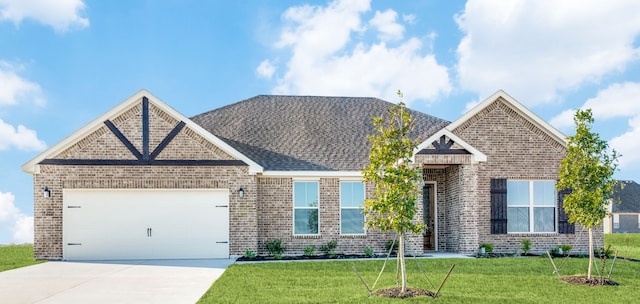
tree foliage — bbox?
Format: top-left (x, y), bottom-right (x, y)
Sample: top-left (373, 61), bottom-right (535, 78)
top-left (557, 108), bottom-right (619, 279)
top-left (557, 109), bottom-right (619, 228)
top-left (362, 98), bottom-right (422, 235)
top-left (362, 91), bottom-right (422, 293)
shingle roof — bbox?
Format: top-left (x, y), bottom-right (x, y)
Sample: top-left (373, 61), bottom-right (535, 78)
top-left (190, 95), bottom-right (450, 171)
top-left (612, 180), bottom-right (640, 213)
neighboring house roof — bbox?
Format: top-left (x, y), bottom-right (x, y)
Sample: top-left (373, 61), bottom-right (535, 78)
top-left (191, 95), bottom-right (450, 171)
top-left (22, 89), bottom-right (264, 174)
top-left (612, 180), bottom-right (640, 213)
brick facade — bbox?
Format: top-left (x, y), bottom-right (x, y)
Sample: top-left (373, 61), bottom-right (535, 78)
top-left (32, 101), bottom-right (257, 259)
top-left (30, 93), bottom-right (592, 259)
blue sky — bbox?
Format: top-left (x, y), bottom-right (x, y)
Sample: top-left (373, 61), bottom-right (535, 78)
top-left (1, 0), bottom-right (639, 244)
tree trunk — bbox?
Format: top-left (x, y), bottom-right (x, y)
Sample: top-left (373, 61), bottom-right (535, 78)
top-left (399, 232), bottom-right (407, 293)
top-left (588, 227), bottom-right (593, 279)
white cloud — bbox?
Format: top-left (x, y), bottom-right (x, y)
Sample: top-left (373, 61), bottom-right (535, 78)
top-left (0, 192), bottom-right (33, 244)
top-left (369, 9), bottom-right (404, 41)
top-left (0, 61), bottom-right (45, 106)
top-left (0, 0), bottom-right (88, 32)
top-left (263, 0), bottom-right (451, 104)
top-left (402, 14), bottom-right (416, 25)
top-left (456, 0), bottom-right (640, 106)
top-left (0, 119), bottom-right (46, 151)
top-left (550, 82), bottom-right (640, 170)
top-left (256, 59), bottom-right (276, 79)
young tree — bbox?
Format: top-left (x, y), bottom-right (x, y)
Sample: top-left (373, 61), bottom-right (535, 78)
top-left (557, 109), bottom-right (619, 279)
top-left (362, 91), bottom-right (422, 293)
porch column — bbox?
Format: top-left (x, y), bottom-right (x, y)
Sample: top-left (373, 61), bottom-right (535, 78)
top-left (459, 164), bottom-right (479, 254)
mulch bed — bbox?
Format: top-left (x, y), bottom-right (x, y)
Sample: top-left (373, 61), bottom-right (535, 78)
top-left (561, 276), bottom-right (619, 286)
top-left (374, 287), bottom-right (436, 298)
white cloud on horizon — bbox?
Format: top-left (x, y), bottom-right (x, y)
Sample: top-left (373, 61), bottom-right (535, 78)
top-left (456, 0), bottom-right (640, 107)
top-left (256, 59), bottom-right (276, 79)
top-left (550, 82), bottom-right (640, 171)
top-left (0, 0), bottom-right (89, 32)
top-left (260, 0), bottom-right (451, 104)
top-left (0, 192), bottom-right (33, 244)
top-left (0, 118), bottom-right (46, 151)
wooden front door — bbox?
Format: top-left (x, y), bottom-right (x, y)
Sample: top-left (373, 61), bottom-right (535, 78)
top-left (423, 184), bottom-right (435, 251)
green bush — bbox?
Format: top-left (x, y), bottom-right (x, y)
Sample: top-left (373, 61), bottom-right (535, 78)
top-left (521, 239), bottom-right (531, 255)
top-left (479, 243), bottom-right (493, 253)
top-left (303, 245), bottom-right (315, 257)
top-left (243, 250), bottom-right (256, 259)
top-left (384, 240), bottom-right (399, 253)
top-left (320, 240), bottom-right (338, 257)
top-left (363, 246), bottom-right (374, 257)
top-left (265, 239), bottom-right (285, 257)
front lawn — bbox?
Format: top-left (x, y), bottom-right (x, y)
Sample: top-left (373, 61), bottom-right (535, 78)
top-left (0, 244), bottom-right (44, 272)
top-left (605, 233), bottom-right (640, 260)
top-left (199, 257), bottom-right (640, 303)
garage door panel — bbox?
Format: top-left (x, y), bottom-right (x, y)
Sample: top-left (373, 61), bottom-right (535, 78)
top-left (63, 189), bottom-right (229, 260)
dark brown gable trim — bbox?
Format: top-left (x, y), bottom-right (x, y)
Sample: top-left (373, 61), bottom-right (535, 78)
top-left (150, 121), bottom-right (186, 160)
top-left (104, 120), bottom-right (143, 160)
top-left (39, 159), bottom-right (247, 166)
top-left (557, 188), bottom-right (575, 234)
top-left (142, 96), bottom-right (150, 161)
top-left (490, 178), bottom-right (508, 234)
top-left (417, 135), bottom-right (471, 155)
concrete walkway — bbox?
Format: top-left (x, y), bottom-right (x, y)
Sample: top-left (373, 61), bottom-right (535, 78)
top-left (0, 259), bottom-right (235, 304)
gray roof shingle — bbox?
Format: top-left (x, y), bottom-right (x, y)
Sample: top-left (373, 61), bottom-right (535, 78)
top-left (190, 95), bottom-right (450, 171)
top-left (612, 180), bottom-right (640, 213)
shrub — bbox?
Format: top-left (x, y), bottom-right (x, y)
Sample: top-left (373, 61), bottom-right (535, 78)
top-left (265, 239), bottom-right (285, 257)
top-left (560, 244), bottom-right (573, 254)
top-left (363, 246), bottom-right (374, 257)
top-left (384, 240), bottom-right (399, 253)
top-left (320, 240), bottom-right (338, 257)
top-left (479, 243), bottom-right (493, 253)
top-left (243, 250), bottom-right (256, 259)
top-left (595, 245), bottom-right (613, 258)
top-left (303, 245), bottom-right (315, 257)
top-left (521, 239), bottom-right (531, 255)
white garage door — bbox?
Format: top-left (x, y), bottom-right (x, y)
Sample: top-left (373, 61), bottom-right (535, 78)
top-left (63, 189), bottom-right (229, 260)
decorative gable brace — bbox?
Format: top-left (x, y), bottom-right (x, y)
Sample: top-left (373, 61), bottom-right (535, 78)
top-left (40, 96), bottom-right (245, 167)
top-left (22, 90), bottom-right (265, 174)
top-left (413, 129), bottom-right (487, 163)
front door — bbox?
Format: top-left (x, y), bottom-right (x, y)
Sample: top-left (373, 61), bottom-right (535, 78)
top-left (423, 184), bottom-right (435, 251)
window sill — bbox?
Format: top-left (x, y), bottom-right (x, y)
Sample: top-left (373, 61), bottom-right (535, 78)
top-left (506, 232), bottom-right (559, 237)
top-left (293, 234), bottom-right (322, 239)
top-left (339, 234), bottom-right (367, 238)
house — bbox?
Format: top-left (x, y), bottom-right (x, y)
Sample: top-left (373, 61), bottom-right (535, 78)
top-left (604, 180), bottom-right (640, 233)
top-left (22, 89), bottom-right (595, 260)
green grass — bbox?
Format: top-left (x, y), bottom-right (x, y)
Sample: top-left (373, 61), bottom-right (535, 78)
top-left (605, 233), bottom-right (640, 259)
top-left (198, 257), bottom-right (640, 303)
top-left (0, 244), bottom-right (44, 272)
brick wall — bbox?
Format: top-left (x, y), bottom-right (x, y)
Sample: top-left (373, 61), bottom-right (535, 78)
top-left (451, 97), bottom-right (594, 254)
top-left (256, 177), bottom-right (396, 256)
top-left (32, 100), bottom-right (255, 259)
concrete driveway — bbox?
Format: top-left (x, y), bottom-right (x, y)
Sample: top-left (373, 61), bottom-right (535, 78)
top-left (0, 259), bottom-right (235, 304)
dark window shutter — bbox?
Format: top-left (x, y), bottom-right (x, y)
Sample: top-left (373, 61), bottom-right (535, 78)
top-left (557, 188), bottom-right (575, 234)
top-left (490, 178), bottom-right (508, 234)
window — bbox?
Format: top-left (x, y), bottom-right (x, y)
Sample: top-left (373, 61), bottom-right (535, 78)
top-left (340, 181), bottom-right (365, 234)
top-left (613, 214), bottom-right (620, 229)
top-left (293, 181), bottom-right (319, 234)
top-left (507, 180), bottom-right (556, 233)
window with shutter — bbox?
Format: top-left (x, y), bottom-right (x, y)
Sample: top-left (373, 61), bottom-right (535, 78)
top-left (557, 188), bottom-right (575, 234)
top-left (490, 178), bottom-right (508, 234)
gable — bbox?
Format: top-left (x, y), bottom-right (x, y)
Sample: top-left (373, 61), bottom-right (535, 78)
top-left (22, 90), bottom-right (263, 174)
top-left (413, 129), bottom-right (487, 164)
top-left (449, 90), bottom-right (567, 148)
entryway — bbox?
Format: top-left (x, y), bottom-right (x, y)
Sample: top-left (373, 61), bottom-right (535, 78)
top-left (423, 183), bottom-right (437, 251)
